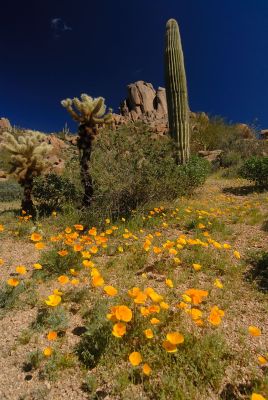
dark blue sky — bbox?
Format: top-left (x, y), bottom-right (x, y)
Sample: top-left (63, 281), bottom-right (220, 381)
top-left (1, 0), bottom-right (268, 132)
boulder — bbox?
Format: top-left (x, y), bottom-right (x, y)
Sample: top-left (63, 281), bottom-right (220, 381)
top-left (126, 81), bottom-right (156, 114)
top-left (0, 170), bottom-right (7, 180)
top-left (155, 87), bottom-right (167, 115)
top-left (235, 123), bottom-right (255, 139)
top-left (44, 135), bottom-right (67, 174)
top-left (260, 129), bottom-right (268, 140)
top-left (0, 118), bottom-right (11, 131)
top-left (198, 150), bottom-right (223, 165)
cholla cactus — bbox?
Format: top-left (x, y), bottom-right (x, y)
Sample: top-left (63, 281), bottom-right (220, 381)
top-left (61, 94), bottom-right (113, 126)
top-left (61, 94), bottom-right (113, 206)
top-left (1, 131), bottom-right (52, 213)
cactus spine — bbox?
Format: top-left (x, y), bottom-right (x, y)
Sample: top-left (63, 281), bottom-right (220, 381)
top-left (165, 18), bottom-right (190, 164)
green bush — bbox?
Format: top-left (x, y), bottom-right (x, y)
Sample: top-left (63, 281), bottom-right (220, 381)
top-left (239, 156), bottom-right (268, 189)
top-left (191, 115), bottom-right (268, 178)
top-left (89, 123), bottom-right (210, 217)
top-left (33, 173), bottom-right (78, 211)
top-left (221, 151), bottom-right (242, 168)
top-left (0, 180), bottom-right (22, 202)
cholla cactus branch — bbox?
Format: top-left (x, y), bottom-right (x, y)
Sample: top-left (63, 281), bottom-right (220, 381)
top-left (61, 94), bottom-right (113, 126)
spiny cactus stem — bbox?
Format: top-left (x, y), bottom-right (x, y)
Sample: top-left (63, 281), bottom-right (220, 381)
top-left (165, 18), bottom-right (190, 164)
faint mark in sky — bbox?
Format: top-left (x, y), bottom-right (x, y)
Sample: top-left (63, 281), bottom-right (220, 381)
top-left (132, 68), bottom-right (143, 75)
top-left (51, 18), bottom-right (72, 38)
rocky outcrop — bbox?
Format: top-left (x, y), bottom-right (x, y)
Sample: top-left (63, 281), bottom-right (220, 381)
top-left (44, 135), bottom-right (66, 174)
top-left (0, 170), bottom-right (7, 181)
top-left (0, 118), bottom-right (11, 131)
top-left (113, 81), bottom-right (208, 136)
top-left (260, 129), bottom-right (268, 140)
top-left (114, 81), bottom-right (169, 134)
top-left (198, 150), bottom-right (223, 165)
top-left (235, 123), bottom-right (255, 139)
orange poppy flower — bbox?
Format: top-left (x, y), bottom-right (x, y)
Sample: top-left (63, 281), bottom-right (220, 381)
top-left (104, 286), bottom-right (118, 296)
top-left (58, 275), bottom-right (69, 285)
top-left (134, 292), bottom-right (148, 304)
top-left (58, 250), bottom-right (68, 257)
top-left (248, 326), bottom-right (261, 337)
top-left (45, 294), bottom-right (61, 307)
top-left (128, 287), bottom-right (141, 298)
top-left (150, 318), bottom-right (160, 325)
top-left (234, 250), bottom-right (241, 259)
top-left (165, 279), bottom-right (174, 288)
top-left (166, 332), bottom-right (184, 345)
top-left (43, 347), bottom-right (53, 356)
top-left (144, 329), bottom-right (154, 339)
top-left (184, 289), bottom-right (208, 305)
top-left (208, 306), bottom-right (224, 326)
top-left (90, 246), bottom-right (98, 254)
top-left (16, 265), bottom-right (26, 275)
top-left (192, 263), bottom-right (202, 271)
top-left (30, 232), bottom-right (42, 242)
top-left (92, 275), bottom-right (104, 287)
top-left (35, 242), bottom-right (45, 250)
top-left (7, 278), bottom-right (19, 287)
top-left (73, 244), bottom-right (83, 252)
top-left (82, 260), bottom-right (94, 268)
top-left (74, 224), bottom-right (84, 231)
top-left (114, 305), bottom-right (132, 322)
top-left (129, 351), bottom-right (142, 366)
top-left (33, 263), bottom-right (43, 270)
top-left (142, 363), bottom-right (152, 376)
top-left (47, 331), bottom-right (57, 341)
top-left (162, 340), bottom-right (177, 353)
top-left (112, 322), bottom-right (126, 337)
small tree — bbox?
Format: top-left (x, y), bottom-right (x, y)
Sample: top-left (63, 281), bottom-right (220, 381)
top-left (61, 94), bottom-right (113, 206)
top-left (1, 131), bottom-right (52, 214)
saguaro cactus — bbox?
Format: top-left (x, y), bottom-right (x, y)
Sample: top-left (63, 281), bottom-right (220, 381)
top-left (165, 18), bottom-right (190, 164)
top-left (61, 94), bottom-right (112, 206)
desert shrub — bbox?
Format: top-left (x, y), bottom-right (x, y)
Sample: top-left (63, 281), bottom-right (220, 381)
top-left (43, 351), bottom-right (76, 381)
top-left (191, 116), bottom-right (242, 153)
top-left (33, 173), bottom-right (78, 211)
top-left (39, 246), bottom-right (82, 275)
top-left (191, 115), bottom-right (268, 173)
top-left (32, 306), bottom-right (69, 331)
top-left (221, 151), bottom-right (242, 169)
top-left (239, 156), bottom-right (268, 189)
top-left (0, 282), bottom-right (26, 313)
top-left (89, 123), bottom-right (210, 217)
top-left (246, 251), bottom-right (268, 292)
top-left (76, 299), bottom-right (111, 369)
top-left (0, 180), bottom-right (22, 202)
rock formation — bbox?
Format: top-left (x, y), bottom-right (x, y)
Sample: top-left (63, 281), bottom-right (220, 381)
top-left (113, 81), bottom-right (169, 134)
top-left (0, 118), bottom-right (11, 131)
top-left (113, 81), bottom-right (208, 136)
